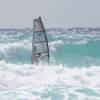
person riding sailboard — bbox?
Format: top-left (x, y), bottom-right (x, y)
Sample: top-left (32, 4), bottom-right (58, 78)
top-left (32, 16), bottom-right (49, 64)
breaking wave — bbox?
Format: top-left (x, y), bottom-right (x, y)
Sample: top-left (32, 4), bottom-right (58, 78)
top-left (0, 61), bottom-right (100, 100)
top-left (0, 28), bottom-right (100, 100)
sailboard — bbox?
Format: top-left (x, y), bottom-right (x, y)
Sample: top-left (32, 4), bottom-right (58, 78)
top-left (32, 16), bottom-right (49, 64)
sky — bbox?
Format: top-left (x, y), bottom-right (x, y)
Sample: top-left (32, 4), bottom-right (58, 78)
top-left (0, 0), bottom-right (100, 28)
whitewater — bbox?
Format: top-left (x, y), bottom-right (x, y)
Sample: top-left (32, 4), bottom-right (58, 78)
top-left (0, 28), bottom-right (100, 100)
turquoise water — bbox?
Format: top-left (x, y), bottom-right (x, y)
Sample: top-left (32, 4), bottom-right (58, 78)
top-left (0, 28), bottom-right (100, 100)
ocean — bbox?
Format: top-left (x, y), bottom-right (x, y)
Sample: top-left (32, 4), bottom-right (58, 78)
top-left (0, 28), bottom-right (100, 100)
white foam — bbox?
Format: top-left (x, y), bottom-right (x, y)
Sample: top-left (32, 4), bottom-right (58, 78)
top-left (0, 61), bottom-right (100, 91)
top-left (74, 39), bottom-right (88, 45)
top-left (49, 30), bottom-right (100, 46)
top-left (49, 40), bottom-right (64, 51)
top-left (0, 40), bottom-right (31, 53)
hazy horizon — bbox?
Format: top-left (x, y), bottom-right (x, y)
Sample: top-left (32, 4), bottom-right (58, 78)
top-left (0, 0), bottom-right (100, 28)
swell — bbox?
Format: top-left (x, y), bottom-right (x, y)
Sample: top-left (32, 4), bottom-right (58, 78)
top-left (0, 40), bottom-right (32, 64)
top-left (0, 38), bottom-right (100, 66)
top-left (53, 40), bottom-right (100, 66)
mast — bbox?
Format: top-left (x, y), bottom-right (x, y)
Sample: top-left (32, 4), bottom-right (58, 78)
top-left (32, 16), bottom-right (49, 64)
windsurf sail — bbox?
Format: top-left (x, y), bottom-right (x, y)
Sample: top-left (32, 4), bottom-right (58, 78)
top-left (32, 16), bottom-right (49, 64)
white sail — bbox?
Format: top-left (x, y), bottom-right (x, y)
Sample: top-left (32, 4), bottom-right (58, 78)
top-left (32, 17), bottom-right (49, 64)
